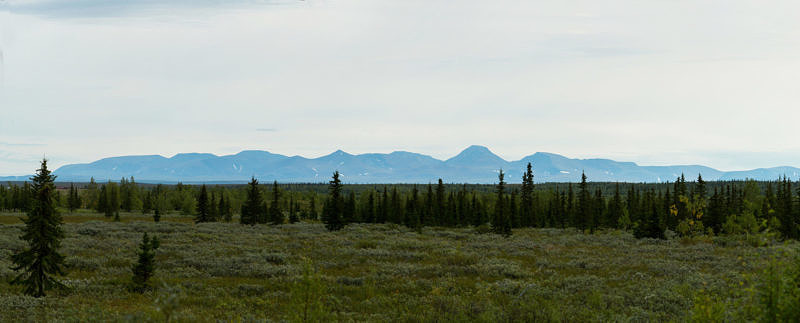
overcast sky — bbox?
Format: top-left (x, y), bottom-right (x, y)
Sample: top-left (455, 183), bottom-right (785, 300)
top-left (2, 0), bottom-right (800, 175)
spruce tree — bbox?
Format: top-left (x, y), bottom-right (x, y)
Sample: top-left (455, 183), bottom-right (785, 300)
top-left (365, 191), bottom-right (376, 223)
top-left (130, 233), bottom-right (160, 292)
top-left (109, 182), bottom-right (120, 220)
top-left (389, 187), bottom-right (402, 224)
top-left (520, 162), bottom-right (534, 227)
top-left (577, 172), bottom-right (592, 231)
top-left (268, 181), bottom-right (283, 225)
top-left (209, 192), bottom-right (219, 221)
top-left (67, 183), bottom-right (81, 213)
top-left (322, 171), bottom-right (345, 231)
top-left (607, 183), bottom-right (624, 228)
top-left (11, 159), bottom-right (66, 297)
top-left (378, 186), bottom-right (388, 223)
top-left (196, 184), bottom-right (210, 223)
top-left (344, 191), bottom-right (356, 224)
top-left (152, 184), bottom-right (163, 222)
top-left (593, 188), bottom-right (605, 229)
top-left (634, 190), bottom-right (665, 239)
top-left (288, 197), bottom-right (300, 224)
top-left (98, 184), bottom-right (109, 216)
top-left (492, 170), bottom-right (511, 236)
top-left (240, 177), bottom-right (265, 225)
top-left (435, 179), bottom-right (445, 226)
top-left (308, 196), bottom-right (317, 221)
top-left (219, 193), bottom-right (231, 222)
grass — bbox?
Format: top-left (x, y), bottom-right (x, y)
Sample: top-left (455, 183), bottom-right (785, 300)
top-left (0, 211), bottom-right (797, 322)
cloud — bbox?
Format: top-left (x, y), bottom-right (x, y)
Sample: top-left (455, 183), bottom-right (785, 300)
top-left (2, 0), bottom-right (800, 174)
top-left (0, 142), bottom-right (45, 147)
top-left (2, 0), bottom-right (293, 18)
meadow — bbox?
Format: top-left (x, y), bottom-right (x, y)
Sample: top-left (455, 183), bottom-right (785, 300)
top-left (1, 211), bottom-right (798, 322)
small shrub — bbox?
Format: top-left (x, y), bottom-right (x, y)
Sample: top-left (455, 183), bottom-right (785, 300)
top-left (474, 224), bottom-right (492, 235)
top-left (355, 239), bottom-right (378, 249)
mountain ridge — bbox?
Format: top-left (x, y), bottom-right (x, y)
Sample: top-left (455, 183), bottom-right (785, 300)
top-left (2, 146), bottom-right (799, 184)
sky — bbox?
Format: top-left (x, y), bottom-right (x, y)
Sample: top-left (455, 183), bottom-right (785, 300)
top-left (2, 0), bottom-right (800, 175)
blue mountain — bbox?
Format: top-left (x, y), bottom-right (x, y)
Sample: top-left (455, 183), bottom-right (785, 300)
top-left (3, 146), bottom-right (798, 183)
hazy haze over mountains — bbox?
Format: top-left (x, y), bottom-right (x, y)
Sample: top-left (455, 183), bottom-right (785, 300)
top-left (3, 146), bottom-right (796, 184)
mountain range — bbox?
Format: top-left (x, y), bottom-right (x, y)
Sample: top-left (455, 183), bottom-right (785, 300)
top-left (2, 145), bottom-right (799, 184)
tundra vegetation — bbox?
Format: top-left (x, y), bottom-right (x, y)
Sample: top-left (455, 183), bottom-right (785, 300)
top-left (0, 162), bottom-right (799, 321)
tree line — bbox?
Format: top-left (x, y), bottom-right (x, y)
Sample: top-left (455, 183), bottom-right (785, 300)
top-left (2, 164), bottom-right (800, 239)
top-left (6, 159), bottom-right (800, 298)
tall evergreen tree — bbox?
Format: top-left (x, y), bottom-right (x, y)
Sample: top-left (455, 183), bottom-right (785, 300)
top-left (322, 171), bottom-right (345, 231)
top-left (424, 184), bottom-right (434, 226)
top-left (364, 191), bottom-right (376, 223)
top-left (11, 159), bottom-right (66, 297)
top-left (520, 162), bottom-right (534, 227)
top-left (389, 187), bottom-right (402, 224)
top-left (607, 183), bottom-right (624, 228)
top-left (378, 186), bottom-right (388, 223)
top-left (268, 181), bottom-right (284, 225)
top-left (577, 172), bottom-right (592, 231)
top-left (344, 191), bottom-right (357, 224)
top-left (152, 184), bottom-right (164, 222)
top-left (67, 183), bottom-right (81, 213)
top-left (405, 185), bottom-right (421, 231)
top-left (240, 177), bottom-right (265, 225)
top-left (308, 195), bottom-right (318, 221)
top-left (209, 191), bottom-right (219, 221)
top-left (289, 197), bottom-right (300, 223)
top-left (593, 188), bottom-right (606, 229)
top-left (634, 190), bottom-right (665, 239)
top-left (492, 170), bottom-right (512, 236)
top-left (435, 179), bottom-right (446, 226)
top-left (195, 184), bottom-right (210, 223)
top-left (108, 182), bottom-right (120, 221)
top-left (98, 184), bottom-right (109, 216)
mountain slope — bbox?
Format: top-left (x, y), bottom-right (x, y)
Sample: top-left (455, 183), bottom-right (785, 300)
top-left (27, 146), bottom-right (800, 183)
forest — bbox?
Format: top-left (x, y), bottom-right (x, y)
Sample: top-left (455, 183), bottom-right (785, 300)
top-left (1, 161), bottom-right (799, 321)
top-left (2, 164), bottom-right (798, 240)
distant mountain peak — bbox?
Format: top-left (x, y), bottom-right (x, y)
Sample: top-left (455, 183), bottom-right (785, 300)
top-left (326, 149), bottom-right (352, 157)
top-left (30, 147), bottom-right (800, 184)
top-left (446, 145), bottom-right (506, 166)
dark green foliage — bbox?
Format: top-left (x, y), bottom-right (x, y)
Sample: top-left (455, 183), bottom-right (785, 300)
top-left (405, 185), bottom-right (421, 232)
top-left (98, 184), bottom-right (109, 215)
top-left (219, 193), bottom-right (232, 222)
top-left (288, 197), bottom-right (299, 224)
top-left (520, 162), bottom-right (534, 227)
top-left (308, 196), bottom-right (318, 221)
top-left (240, 177), bottom-right (265, 225)
top-left (130, 233), bottom-right (160, 292)
top-left (109, 182), bottom-right (120, 220)
top-left (634, 190), bottom-right (665, 239)
top-left (268, 181), bottom-right (283, 225)
top-left (195, 184), bottom-right (211, 223)
top-left (435, 179), bottom-right (445, 226)
top-left (67, 183), bottom-right (81, 213)
top-left (344, 191), bottom-right (356, 224)
top-left (323, 171), bottom-right (345, 231)
top-left (607, 183), bottom-right (624, 227)
top-left (492, 170), bottom-right (511, 236)
top-left (577, 172), bottom-right (592, 232)
top-left (209, 192), bottom-right (219, 221)
top-left (5, 162), bottom-right (800, 241)
top-left (364, 191), bottom-right (376, 223)
top-left (11, 159), bottom-right (66, 297)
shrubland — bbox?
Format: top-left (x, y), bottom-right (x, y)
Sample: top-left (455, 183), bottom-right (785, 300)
top-left (1, 213), bottom-right (797, 322)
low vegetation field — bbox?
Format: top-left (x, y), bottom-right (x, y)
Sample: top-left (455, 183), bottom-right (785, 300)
top-left (1, 212), bottom-right (798, 322)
